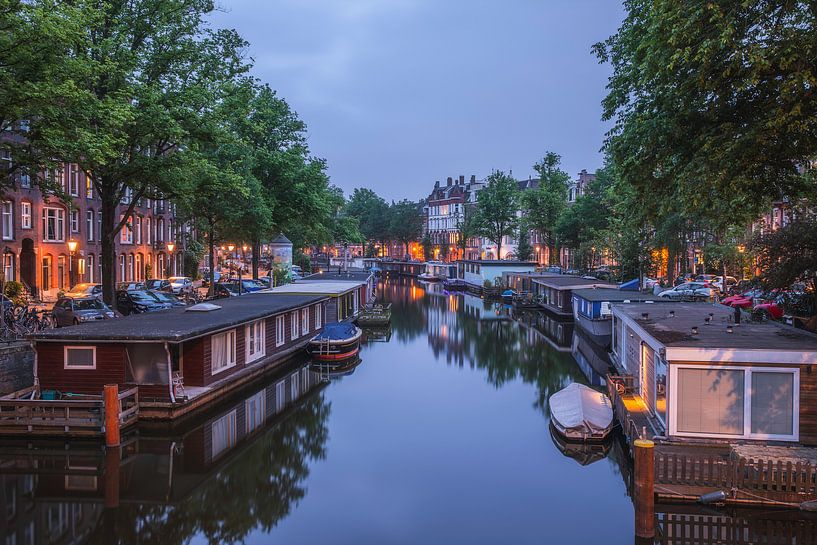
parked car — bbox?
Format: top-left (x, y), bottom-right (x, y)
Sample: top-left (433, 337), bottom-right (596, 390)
top-left (642, 277), bottom-right (659, 289)
top-left (657, 282), bottom-right (714, 301)
top-left (544, 265), bottom-right (562, 274)
top-left (115, 290), bottom-right (173, 315)
top-left (65, 283), bottom-right (102, 298)
top-left (144, 279), bottom-right (173, 293)
top-left (722, 288), bottom-right (766, 309)
top-left (150, 290), bottom-right (186, 308)
top-left (674, 273), bottom-right (696, 286)
top-left (753, 294), bottom-right (787, 321)
top-left (116, 281), bottom-right (146, 291)
top-left (168, 276), bottom-right (193, 295)
top-left (222, 278), bottom-right (266, 293)
top-left (213, 282), bottom-right (240, 298)
top-left (52, 296), bottom-right (115, 326)
top-left (705, 275), bottom-right (737, 293)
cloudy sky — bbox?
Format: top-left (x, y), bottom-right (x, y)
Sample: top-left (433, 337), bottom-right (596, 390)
top-left (209, 1), bottom-right (624, 201)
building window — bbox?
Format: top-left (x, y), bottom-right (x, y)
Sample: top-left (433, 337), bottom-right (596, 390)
top-left (135, 216), bottom-right (142, 244)
top-left (245, 319), bottom-right (265, 363)
top-left (70, 209), bottom-right (79, 233)
top-left (85, 175), bottom-right (93, 198)
top-left (135, 253), bottom-right (142, 281)
top-left (127, 254), bottom-right (134, 281)
top-left (157, 218), bottom-right (164, 241)
top-left (3, 253), bottom-right (14, 281)
top-left (57, 255), bottom-right (66, 289)
top-left (211, 330), bottom-right (236, 375)
top-left (69, 164), bottom-right (80, 196)
top-left (671, 365), bottom-right (798, 441)
top-left (146, 217), bottom-right (151, 244)
top-left (87, 255), bottom-right (94, 282)
top-left (290, 311), bottom-right (298, 340)
top-left (86, 210), bottom-right (94, 241)
top-left (120, 214), bottom-right (132, 244)
top-left (42, 255), bottom-right (52, 290)
top-left (21, 201), bottom-right (31, 229)
top-left (119, 254), bottom-right (125, 281)
top-left (42, 207), bottom-right (65, 242)
top-left (210, 410), bottom-right (237, 459)
top-left (315, 304), bottom-right (322, 329)
top-left (301, 307), bottom-right (309, 334)
top-left (276, 315), bottom-right (285, 347)
top-left (64, 346), bottom-right (96, 369)
top-left (1, 201), bottom-right (12, 240)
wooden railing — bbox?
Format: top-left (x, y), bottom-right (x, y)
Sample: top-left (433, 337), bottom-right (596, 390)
top-left (655, 509), bottom-right (817, 545)
top-left (606, 374), bottom-right (643, 443)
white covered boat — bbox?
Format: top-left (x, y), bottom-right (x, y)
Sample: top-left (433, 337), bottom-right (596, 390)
top-left (548, 383), bottom-right (614, 441)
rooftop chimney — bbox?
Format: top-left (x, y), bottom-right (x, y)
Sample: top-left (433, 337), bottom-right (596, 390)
top-left (459, 175), bottom-right (465, 184)
top-left (470, 175), bottom-right (476, 183)
top-left (447, 177), bottom-right (453, 186)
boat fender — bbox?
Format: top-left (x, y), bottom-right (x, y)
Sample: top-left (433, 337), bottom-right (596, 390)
top-left (698, 490), bottom-right (727, 505)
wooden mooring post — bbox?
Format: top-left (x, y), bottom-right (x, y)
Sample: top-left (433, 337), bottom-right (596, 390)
top-left (104, 384), bottom-right (121, 447)
top-left (633, 439), bottom-right (655, 539)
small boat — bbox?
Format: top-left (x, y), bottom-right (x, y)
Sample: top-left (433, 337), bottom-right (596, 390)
top-left (549, 423), bottom-right (612, 466)
top-left (307, 322), bottom-right (363, 362)
top-left (548, 383), bottom-right (614, 441)
top-left (356, 303), bottom-right (391, 327)
top-left (417, 272), bottom-right (441, 282)
top-left (501, 289), bottom-right (517, 302)
top-left (311, 356), bottom-right (362, 377)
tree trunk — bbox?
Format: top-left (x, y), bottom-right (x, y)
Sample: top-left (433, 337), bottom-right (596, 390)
top-left (208, 227), bottom-right (216, 298)
top-left (403, 240), bottom-right (408, 258)
top-left (496, 236), bottom-right (502, 260)
top-left (100, 193), bottom-right (118, 309)
top-left (251, 238), bottom-right (260, 280)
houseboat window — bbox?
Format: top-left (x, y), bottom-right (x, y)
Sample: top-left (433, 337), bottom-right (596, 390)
top-left (245, 320), bottom-right (265, 363)
top-left (301, 307), bottom-right (309, 334)
top-left (290, 311), bottom-right (298, 340)
top-left (315, 304), bottom-right (322, 329)
top-left (275, 380), bottom-right (285, 411)
top-left (211, 330), bottom-right (236, 375)
top-left (125, 343), bottom-right (170, 384)
top-left (64, 346), bottom-right (96, 369)
top-left (751, 372), bottom-right (794, 436)
top-left (655, 355), bottom-right (667, 425)
top-left (210, 409), bottom-right (237, 459)
top-left (275, 316), bottom-right (285, 347)
top-left (291, 371), bottom-right (300, 399)
top-left (676, 368), bottom-right (744, 435)
top-left (245, 391), bottom-right (266, 434)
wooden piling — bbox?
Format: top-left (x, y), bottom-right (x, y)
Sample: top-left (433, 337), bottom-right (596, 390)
top-left (104, 445), bottom-right (120, 508)
top-left (104, 384), bottom-right (121, 447)
top-left (634, 438), bottom-right (655, 539)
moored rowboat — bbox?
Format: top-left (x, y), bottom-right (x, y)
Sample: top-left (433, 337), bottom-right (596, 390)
top-left (307, 322), bottom-right (363, 362)
top-left (548, 382), bottom-right (614, 441)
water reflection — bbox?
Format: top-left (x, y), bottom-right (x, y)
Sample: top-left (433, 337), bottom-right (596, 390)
top-left (0, 362), bottom-right (329, 545)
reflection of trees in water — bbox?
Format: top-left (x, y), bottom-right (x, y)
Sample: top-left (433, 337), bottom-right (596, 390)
top-left (92, 393), bottom-right (330, 545)
top-left (384, 279), bottom-right (585, 417)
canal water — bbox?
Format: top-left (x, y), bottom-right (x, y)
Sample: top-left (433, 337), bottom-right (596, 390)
top-left (1, 279), bottom-right (802, 544)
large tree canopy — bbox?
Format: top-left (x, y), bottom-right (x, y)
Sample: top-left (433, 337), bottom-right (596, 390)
top-left (475, 171), bottom-right (519, 259)
top-left (594, 0), bottom-right (817, 221)
top-left (522, 152), bottom-right (569, 265)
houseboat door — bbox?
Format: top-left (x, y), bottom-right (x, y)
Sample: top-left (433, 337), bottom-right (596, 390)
top-left (640, 343), bottom-right (655, 415)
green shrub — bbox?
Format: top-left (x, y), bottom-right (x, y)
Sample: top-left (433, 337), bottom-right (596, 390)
top-left (3, 281), bottom-right (27, 306)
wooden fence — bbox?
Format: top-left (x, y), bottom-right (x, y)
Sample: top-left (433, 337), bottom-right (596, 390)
top-left (606, 374), bottom-right (644, 443)
top-left (655, 510), bottom-right (817, 545)
top-left (0, 385), bottom-right (138, 437)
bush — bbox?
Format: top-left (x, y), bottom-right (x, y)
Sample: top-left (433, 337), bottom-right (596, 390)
top-left (483, 279), bottom-right (493, 288)
top-left (3, 281), bottom-right (27, 306)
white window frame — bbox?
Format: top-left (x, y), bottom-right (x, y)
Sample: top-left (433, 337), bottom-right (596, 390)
top-left (245, 319), bottom-right (266, 363)
top-left (210, 409), bottom-right (237, 459)
top-left (290, 311), bottom-right (298, 340)
top-left (245, 391), bottom-right (266, 434)
top-left (301, 307), bottom-right (309, 334)
top-left (20, 201), bottom-right (31, 229)
top-left (1, 201), bottom-right (12, 240)
top-left (86, 210), bottom-right (94, 241)
top-left (69, 164), bottom-right (80, 196)
top-left (210, 330), bottom-right (237, 375)
top-left (668, 364), bottom-right (799, 442)
top-left (120, 214), bottom-right (133, 244)
top-left (63, 346), bottom-right (97, 370)
top-left (70, 209), bottom-right (79, 233)
top-left (315, 304), bottom-right (322, 329)
top-left (275, 315), bottom-right (285, 347)
top-left (42, 207), bottom-right (65, 242)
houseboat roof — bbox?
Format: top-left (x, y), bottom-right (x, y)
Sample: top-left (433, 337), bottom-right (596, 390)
top-left (262, 281), bottom-right (364, 296)
top-left (459, 260), bottom-right (537, 266)
top-left (572, 288), bottom-right (662, 302)
top-left (534, 277), bottom-right (618, 290)
top-left (32, 293), bottom-right (326, 343)
top-left (301, 270), bottom-right (372, 282)
top-left (615, 302), bottom-right (817, 353)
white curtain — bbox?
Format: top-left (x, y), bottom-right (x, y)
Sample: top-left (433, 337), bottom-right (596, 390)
top-left (211, 334), bottom-right (226, 372)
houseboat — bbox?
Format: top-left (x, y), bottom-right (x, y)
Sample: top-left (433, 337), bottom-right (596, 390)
top-left (571, 288), bottom-right (663, 347)
top-left (610, 302), bottom-right (817, 445)
top-left (380, 260), bottom-right (425, 277)
top-left (418, 261), bottom-right (457, 282)
top-left (456, 260), bottom-right (537, 294)
top-left (532, 277), bottom-right (617, 317)
top-left (264, 278), bottom-right (372, 322)
top-left (502, 271), bottom-right (560, 294)
top-left (15, 293), bottom-right (331, 426)
top-left (306, 322), bottom-right (363, 362)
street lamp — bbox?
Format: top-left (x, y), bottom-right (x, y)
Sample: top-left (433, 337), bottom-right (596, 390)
top-left (167, 242), bottom-right (175, 276)
top-left (67, 239), bottom-right (78, 288)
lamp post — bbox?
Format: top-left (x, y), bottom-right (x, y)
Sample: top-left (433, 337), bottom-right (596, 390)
top-left (166, 242), bottom-right (175, 277)
top-left (67, 239), bottom-right (78, 288)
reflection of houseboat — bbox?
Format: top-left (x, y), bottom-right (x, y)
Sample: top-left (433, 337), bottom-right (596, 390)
top-left (572, 288), bottom-right (662, 346)
top-left (418, 261), bottom-right (457, 282)
top-left (456, 260), bottom-right (537, 294)
top-left (514, 309), bottom-right (575, 351)
top-left (307, 322), bottom-right (363, 362)
top-left (611, 302), bottom-right (817, 445)
top-left (571, 328), bottom-right (614, 387)
top-left (533, 277), bottom-right (617, 317)
top-left (20, 294), bottom-right (331, 426)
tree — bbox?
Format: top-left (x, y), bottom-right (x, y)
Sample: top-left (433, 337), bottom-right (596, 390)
top-left (594, 0), bottom-right (817, 223)
top-left (37, 0), bottom-right (249, 307)
top-left (387, 200), bottom-right (422, 258)
top-left (516, 225), bottom-right (533, 261)
top-left (454, 203), bottom-right (479, 260)
top-left (421, 232), bottom-right (433, 261)
top-left (345, 188), bottom-right (389, 256)
top-left (475, 171), bottom-right (519, 259)
top-left (522, 153), bottom-right (569, 265)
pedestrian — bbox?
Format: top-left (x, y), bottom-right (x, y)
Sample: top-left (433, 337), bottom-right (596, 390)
top-left (734, 304), bottom-right (741, 325)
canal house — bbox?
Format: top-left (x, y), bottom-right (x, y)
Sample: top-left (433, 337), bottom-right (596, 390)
top-left (610, 302), bottom-right (817, 445)
top-left (456, 260), bottom-right (537, 291)
top-left (571, 288), bottom-right (663, 347)
top-left (25, 293), bottom-right (329, 422)
top-left (262, 279), bottom-right (371, 322)
top-left (533, 277), bottom-right (617, 316)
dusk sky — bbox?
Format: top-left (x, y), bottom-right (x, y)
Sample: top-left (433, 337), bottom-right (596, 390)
top-left (209, 1), bottom-right (625, 202)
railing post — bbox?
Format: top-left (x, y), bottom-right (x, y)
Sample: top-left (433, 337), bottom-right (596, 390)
top-left (634, 439), bottom-right (655, 539)
top-left (104, 384), bottom-right (121, 447)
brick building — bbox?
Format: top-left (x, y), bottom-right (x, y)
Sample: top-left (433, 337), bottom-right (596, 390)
top-left (0, 158), bottom-right (179, 301)
top-left (424, 175), bottom-right (484, 261)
